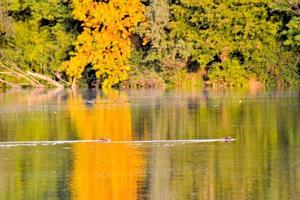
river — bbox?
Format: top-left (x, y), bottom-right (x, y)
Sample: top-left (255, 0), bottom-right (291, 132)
top-left (0, 88), bottom-right (299, 199)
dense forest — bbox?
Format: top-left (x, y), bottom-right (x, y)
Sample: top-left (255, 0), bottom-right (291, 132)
top-left (0, 0), bottom-right (299, 89)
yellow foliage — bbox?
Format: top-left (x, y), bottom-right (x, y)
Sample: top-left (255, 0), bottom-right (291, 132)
top-left (63, 0), bottom-right (145, 88)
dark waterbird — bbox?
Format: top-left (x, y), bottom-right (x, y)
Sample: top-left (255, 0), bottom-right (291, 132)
top-left (85, 99), bottom-right (96, 105)
top-left (224, 136), bottom-right (232, 142)
top-left (97, 138), bottom-right (111, 142)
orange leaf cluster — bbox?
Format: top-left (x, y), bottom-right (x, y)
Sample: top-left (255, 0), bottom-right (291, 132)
top-left (63, 0), bottom-right (145, 88)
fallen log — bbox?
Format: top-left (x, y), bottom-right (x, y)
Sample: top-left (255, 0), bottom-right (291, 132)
top-left (27, 71), bottom-right (64, 88)
top-left (0, 71), bottom-right (44, 87)
top-left (0, 61), bottom-right (44, 87)
top-left (4, 60), bottom-right (41, 85)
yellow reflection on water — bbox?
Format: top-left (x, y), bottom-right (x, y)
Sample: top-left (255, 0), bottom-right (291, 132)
top-left (71, 143), bottom-right (143, 200)
top-left (68, 90), bottom-right (134, 140)
top-left (68, 91), bottom-right (144, 200)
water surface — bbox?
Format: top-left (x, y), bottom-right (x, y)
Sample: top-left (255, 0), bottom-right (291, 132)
top-left (0, 88), bottom-right (299, 200)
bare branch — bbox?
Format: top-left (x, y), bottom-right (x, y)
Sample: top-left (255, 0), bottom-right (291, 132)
top-left (27, 71), bottom-right (64, 88)
top-left (0, 78), bottom-right (22, 88)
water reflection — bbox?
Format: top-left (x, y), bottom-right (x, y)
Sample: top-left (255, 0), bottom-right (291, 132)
top-left (68, 91), bottom-right (144, 199)
top-left (0, 146), bottom-right (72, 199)
top-left (0, 88), bottom-right (299, 199)
top-left (67, 90), bottom-right (135, 141)
top-left (71, 143), bottom-right (143, 200)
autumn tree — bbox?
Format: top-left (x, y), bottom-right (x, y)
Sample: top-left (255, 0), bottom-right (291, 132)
top-left (0, 0), bottom-right (299, 88)
top-left (64, 0), bottom-right (145, 88)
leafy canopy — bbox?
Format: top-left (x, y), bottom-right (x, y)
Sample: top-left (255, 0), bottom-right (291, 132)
top-left (1, 0), bottom-right (75, 74)
top-left (63, 0), bottom-right (145, 88)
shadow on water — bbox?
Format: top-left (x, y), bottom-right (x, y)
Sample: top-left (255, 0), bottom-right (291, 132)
top-left (0, 88), bottom-right (299, 199)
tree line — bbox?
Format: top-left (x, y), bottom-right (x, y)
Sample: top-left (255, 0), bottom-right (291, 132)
top-left (0, 0), bottom-right (299, 89)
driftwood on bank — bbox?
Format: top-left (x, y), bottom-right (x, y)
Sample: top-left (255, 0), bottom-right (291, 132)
top-left (27, 71), bottom-right (64, 88)
top-left (5, 60), bottom-right (43, 86)
top-left (0, 77), bottom-right (22, 88)
top-left (0, 58), bottom-right (65, 88)
top-left (0, 71), bottom-right (43, 87)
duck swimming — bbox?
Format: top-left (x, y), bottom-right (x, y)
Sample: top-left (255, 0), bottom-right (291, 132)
top-left (224, 136), bottom-right (232, 142)
top-left (97, 138), bottom-right (111, 142)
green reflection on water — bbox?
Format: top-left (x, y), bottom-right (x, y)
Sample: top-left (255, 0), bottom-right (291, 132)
top-left (0, 88), bottom-right (299, 200)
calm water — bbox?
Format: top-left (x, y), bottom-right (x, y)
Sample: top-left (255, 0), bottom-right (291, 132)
top-left (0, 88), bottom-right (299, 200)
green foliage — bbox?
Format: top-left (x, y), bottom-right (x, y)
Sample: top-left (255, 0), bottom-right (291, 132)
top-left (0, 3), bottom-right (14, 44)
top-left (130, 0), bottom-right (299, 87)
top-left (142, 0), bottom-right (173, 61)
top-left (1, 0), bottom-right (299, 88)
top-left (282, 17), bottom-right (300, 48)
top-left (208, 59), bottom-right (249, 86)
top-left (271, 0), bottom-right (300, 50)
top-left (1, 0), bottom-right (76, 74)
top-left (125, 49), bottom-right (165, 88)
top-left (170, 0), bottom-right (279, 84)
top-left (249, 43), bottom-right (300, 86)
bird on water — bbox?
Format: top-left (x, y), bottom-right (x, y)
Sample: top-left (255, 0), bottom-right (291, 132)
top-left (97, 138), bottom-right (111, 142)
top-left (224, 136), bottom-right (232, 142)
